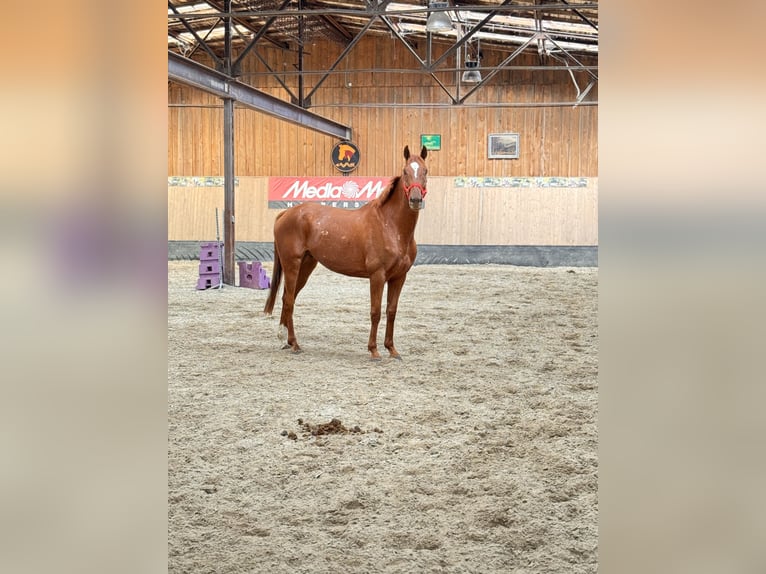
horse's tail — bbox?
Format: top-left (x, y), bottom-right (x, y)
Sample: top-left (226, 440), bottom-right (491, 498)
top-left (263, 243), bottom-right (282, 315)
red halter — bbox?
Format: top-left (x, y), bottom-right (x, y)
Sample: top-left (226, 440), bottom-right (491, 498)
top-left (403, 181), bottom-right (427, 200)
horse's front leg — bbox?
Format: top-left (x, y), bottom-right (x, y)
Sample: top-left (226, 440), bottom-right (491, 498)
top-left (383, 275), bottom-right (407, 359)
top-left (367, 274), bottom-right (386, 360)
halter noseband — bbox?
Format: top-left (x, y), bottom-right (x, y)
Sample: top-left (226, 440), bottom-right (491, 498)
top-left (403, 181), bottom-right (427, 200)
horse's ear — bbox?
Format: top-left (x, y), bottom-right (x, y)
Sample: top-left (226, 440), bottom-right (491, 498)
top-left (420, 145), bottom-right (428, 160)
top-left (403, 145), bottom-right (410, 160)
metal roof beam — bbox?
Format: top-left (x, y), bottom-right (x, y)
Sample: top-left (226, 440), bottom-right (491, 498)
top-left (559, 0), bottom-right (598, 30)
top-left (232, 0), bottom-right (293, 70)
top-left (304, 16), bottom-right (378, 103)
top-left (168, 5), bottom-right (598, 21)
top-left (168, 2), bottom-right (222, 67)
top-left (168, 51), bottom-right (352, 140)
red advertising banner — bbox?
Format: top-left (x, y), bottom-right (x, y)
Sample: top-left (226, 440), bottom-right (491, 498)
top-left (268, 176), bottom-right (391, 209)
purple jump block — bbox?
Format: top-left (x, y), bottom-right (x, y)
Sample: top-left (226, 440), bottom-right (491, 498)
top-left (199, 260), bottom-right (221, 275)
top-left (238, 261), bottom-right (271, 289)
top-left (196, 272), bottom-right (221, 290)
top-left (199, 242), bottom-right (223, 262)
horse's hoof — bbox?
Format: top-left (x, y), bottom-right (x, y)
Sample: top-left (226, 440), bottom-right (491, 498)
top-left (391, 355), bottom-right (403, 361)
top-left (282, 344), bottom-right (301, 353)
top-left (369, 356), bottom-right (382, 362)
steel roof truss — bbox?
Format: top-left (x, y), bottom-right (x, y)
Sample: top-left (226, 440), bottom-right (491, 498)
top-left (169, 1), bottom-right (223, 67)
top-left (168, 51), bottom-right (352, 139)
top-left (304, 15), bottom-right (378, 103)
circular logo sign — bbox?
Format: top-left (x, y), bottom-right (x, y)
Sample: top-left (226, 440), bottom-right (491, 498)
top-left (331, 141), bottom-right (361, 173)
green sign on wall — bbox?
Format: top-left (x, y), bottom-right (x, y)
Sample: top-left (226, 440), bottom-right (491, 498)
top-left (420, 134), bottom-right (441, 151)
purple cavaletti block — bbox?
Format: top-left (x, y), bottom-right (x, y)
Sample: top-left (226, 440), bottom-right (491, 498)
top-left (196, 242), bottom-right (223, 290)
top-left (199, 242), bottom-right (222, 261)
top-left (196, 273), bottom-right (220, 290)
top-left (199, 260), bottom-right (220, 275)
top-left (238, 261), bottom-right (271, 289)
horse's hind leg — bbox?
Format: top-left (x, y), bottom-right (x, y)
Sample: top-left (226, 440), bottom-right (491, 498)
top-left (278, 253), bottom-right (317, 353)
top-left (295, 253), bottom-right (318, 297)
top-left (278, 255), bottom-right (304, 352)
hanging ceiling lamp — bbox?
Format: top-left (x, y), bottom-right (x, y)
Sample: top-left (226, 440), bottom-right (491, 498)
top-left (462, 37), bottom-right (482, 84)
top-left (426, 1), bottom-right (453, 32)
top-left (462, 60), bottom-right (481, 83)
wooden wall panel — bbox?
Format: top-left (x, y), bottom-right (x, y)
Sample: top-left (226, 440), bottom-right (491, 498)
top-left (169, 177), bottom-right (597, 246)
top-left (169, 37), bottom-right (597, 179)
top-left (233, 178), bottom-right (280, 241)
top-left (414, 180), bottom-right (484, 246)
top-left (476, 186), bottom-right (598, 245)
top-left (169, 37), bottom-right (597, 248)
top-left (168, 186), bottom-right (223, 241)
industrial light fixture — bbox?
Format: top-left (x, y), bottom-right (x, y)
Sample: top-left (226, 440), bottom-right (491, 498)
top-left (461, 60), bottom-right (481, 84)
top-left (462, 37), bottom-right (482, 84)
top-left (426, 1), bottom-right (453, 32)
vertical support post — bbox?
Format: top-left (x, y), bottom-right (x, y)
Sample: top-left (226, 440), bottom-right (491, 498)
top-left (456, 25), bottom-right (462, 97)
top-left (223, 98), bottom-right (235, 285)
top-left (297, 0), bottom-right (305, 106)
top-left (222, 0), bottom-right (235, 285)
top-left (427, 31), bottom-right (432, 68)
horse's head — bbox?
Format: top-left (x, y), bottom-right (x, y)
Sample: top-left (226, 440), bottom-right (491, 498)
top-left (402, 145), bottom-right (428, 211)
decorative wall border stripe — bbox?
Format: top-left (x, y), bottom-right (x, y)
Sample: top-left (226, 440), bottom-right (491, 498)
top-left (168, 177), bottom-right (239, 187)
top-left (167, 176), bottom-right (592, 189)
top-left (454, 177), bottom-right (591, 188)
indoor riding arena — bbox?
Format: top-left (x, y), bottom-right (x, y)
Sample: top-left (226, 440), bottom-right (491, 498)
top-left (168, 2), bottom-right (598, 572)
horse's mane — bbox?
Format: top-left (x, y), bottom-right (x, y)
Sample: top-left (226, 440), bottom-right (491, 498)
top-left (371, 176), bottom-right (400, 207)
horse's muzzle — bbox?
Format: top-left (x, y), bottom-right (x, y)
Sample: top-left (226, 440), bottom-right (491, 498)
top-left (408, 197), bottom-right (425, 210)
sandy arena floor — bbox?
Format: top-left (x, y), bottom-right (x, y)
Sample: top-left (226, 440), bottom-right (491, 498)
top-left (168, 261), bottom-right (598, 573)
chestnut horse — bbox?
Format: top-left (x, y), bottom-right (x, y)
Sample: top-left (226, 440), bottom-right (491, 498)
top-left (263, 145), bottom-right (429, 359)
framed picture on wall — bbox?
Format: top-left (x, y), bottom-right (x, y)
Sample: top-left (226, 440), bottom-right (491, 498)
top-left (488, 133), bottom-right (520, 159)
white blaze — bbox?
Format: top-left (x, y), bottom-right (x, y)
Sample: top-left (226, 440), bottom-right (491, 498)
top-left (410, 162), bottom-right (419, 179)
